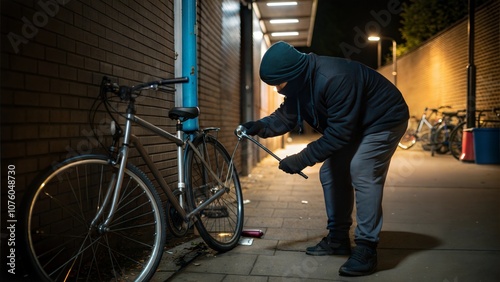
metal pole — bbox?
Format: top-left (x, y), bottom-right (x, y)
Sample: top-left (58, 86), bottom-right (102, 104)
top-left (466, 0), bottom-right (476, 128)
top-left (392, 39), bottom-right (397, 86)
top-left (377, 40), bottom-right (381, 68)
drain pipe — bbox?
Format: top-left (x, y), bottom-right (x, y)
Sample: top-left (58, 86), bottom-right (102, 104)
top-left (180, 0), bottom-right (199, 132)
top-left (240, 1), bottom-right (254, 175)
top-left (174, 0), bottom-right (183, 107)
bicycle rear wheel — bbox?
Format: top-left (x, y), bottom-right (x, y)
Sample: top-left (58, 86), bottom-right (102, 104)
top-left (185, 134), bottom-right (243, 252)
top-left (21, 155), bottom-right (166, 282)
top-left (449, 121), bottom-right (465, 160)
top-left (398, 117), bottom-right (418, 149)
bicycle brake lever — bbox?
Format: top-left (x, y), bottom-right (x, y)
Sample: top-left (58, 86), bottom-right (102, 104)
top-left (234, 125), bottom-right (246, 140)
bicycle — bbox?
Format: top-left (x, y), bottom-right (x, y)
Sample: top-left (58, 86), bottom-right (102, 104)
top-left (430, 109), bottom-right (466, 155)
top-left (398, 107), bottom-right (442, 150)
top-left (20, 76), bottom-right (244, 281)
top-left (448, 107), bottom-right (500, 160)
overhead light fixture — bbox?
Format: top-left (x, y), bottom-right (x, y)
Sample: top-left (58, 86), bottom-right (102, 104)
top-left (271, 31), bottom-right (299, 37)
top-left (270, 19), bottom-right (299, 24)
top-left (267, 2), bottom-right (298, 7)
top-left (368, 36), bottom-right (381, 41)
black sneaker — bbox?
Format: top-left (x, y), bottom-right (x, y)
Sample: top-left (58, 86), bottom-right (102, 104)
top-left (305, 237), bottom-right (351, 256)
top-left (338, 245), bottom-right (377, 276)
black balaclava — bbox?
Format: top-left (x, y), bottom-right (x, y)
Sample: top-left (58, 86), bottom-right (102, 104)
top-left (259, 41), bottom-right (316, 132)
top-left (259, 41), bottom-right (308, 86)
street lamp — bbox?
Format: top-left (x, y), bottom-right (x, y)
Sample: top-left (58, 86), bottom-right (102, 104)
top-left (368, 36), bottom-right (397, 86)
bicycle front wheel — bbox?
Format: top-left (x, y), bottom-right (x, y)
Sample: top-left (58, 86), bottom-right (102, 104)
top-left (432, 124), bottom-right (454, 154)
top-left (185, 134), bottom-right (243, 252)
top-left (449, 121), bottom-right (466, 160)
top-left (399, 117), bottom-right (418, 149)
top-left (21, 155), bottom-right (166, 282)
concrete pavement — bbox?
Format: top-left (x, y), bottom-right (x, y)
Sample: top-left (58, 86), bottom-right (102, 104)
top-left (154, 134), bottom-right (500, 282)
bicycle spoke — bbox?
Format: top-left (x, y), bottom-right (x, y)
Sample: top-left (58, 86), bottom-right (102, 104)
top-left (186, 135), bottom-right (243, 252)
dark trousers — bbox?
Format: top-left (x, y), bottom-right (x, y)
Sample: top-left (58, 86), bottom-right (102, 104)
top-left (319, 121), bottom-right (407, 244)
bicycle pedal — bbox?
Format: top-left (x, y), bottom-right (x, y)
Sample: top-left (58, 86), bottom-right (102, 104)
top-left (201, 206), bottom-right (229, 218)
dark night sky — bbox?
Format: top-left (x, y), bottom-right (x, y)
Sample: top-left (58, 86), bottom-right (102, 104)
top-left (297, 0), bottom-right (409, 69)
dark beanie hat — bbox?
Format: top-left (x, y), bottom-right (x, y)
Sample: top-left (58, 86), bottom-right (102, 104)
top-left (259, 41), bottom-right (308, 85)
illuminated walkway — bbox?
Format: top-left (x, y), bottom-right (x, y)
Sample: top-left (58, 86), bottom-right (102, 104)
top-left (155, 134), bottom-right (500, 281)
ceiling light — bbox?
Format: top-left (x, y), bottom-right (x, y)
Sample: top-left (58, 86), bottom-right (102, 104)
top-left (270, 19), bottom-right (299, 24)
top-left (267, 2), bottom-right (298, 7)
top-left (271, 31), bottom-right (299, 37)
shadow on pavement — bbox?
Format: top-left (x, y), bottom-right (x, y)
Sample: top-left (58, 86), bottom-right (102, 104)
top-left (378, 231), bottom-right (442, 271)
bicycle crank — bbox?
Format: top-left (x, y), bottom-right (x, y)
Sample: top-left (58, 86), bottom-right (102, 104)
top-left (234, 125), bottom-right (308, 179)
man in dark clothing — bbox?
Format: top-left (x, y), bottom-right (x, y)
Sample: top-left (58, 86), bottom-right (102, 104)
top-left (241, 41), bottom-right (409, 276)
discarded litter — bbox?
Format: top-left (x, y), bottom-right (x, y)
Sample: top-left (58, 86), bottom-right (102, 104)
top-left (243, 199), bottom-right (251, 204)
top-left (241, 229), bottom-right (264, 238)
top-left (301, 200), bottom-right (308, 204)
top-left (239, 238), bottom-right (254, 246)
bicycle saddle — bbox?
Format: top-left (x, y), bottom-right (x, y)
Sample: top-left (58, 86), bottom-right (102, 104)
top-left (168, 107), bottom-right (200, 121)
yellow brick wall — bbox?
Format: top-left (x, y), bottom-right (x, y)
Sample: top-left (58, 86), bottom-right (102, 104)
top-left (378, 1), bottom-right (499, 118)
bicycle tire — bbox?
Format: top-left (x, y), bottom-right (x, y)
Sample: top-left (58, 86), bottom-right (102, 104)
top-left (398, 117), bottom-right (418, 149)
top-left (21, 155), bottom-right (166, 282)
top-left (185, 134), bottom-right (244, 252)
top-left (432, 123), bottom-right (454, 154)
top-left (449, 121), bottom-right (466, 160)
top-left (165, 198), bottom-right (189, 237)
top-left (420, 131), bottom-right (432, 151)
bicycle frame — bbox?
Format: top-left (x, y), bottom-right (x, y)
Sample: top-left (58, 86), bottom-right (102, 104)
top-left (23, 76), bottom-right (244, 281)
top-left (416, 107), bottom-right (445, 135)
top-left (399, 107), bottom-right (442, 150)
top-left (94, 99), bottom-right (232, 230)
top-left (416, 117), bottom-right (433, 136)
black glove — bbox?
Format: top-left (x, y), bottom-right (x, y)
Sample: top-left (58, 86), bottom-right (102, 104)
top-left (241, 121), bottom-right (265, 136)
top-left (279, 153), bottom-right (307, 174)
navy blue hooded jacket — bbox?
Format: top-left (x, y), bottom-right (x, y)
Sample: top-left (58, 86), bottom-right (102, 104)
top-left (256, 52), bottom-right (409, 166)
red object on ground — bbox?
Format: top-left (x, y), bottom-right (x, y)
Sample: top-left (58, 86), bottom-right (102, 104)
top-left (241, 229), bottom-right (264, 238)
top-left (460, 129), bottom-right (475, 162)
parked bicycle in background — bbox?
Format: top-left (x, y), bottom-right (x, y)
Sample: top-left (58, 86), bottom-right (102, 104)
top-left (399, 106), bottom-right (444, 151)
top-left (431, 108), bottom-right (466, 155)
top-left (399, 106), bottom-right (466, 156)
top-left (448, 107), bottom-right (500, 160)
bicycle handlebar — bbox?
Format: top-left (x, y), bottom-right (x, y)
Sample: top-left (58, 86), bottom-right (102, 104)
top-left (100, 76), bottom-right (189, 100)
top-left (426, 105), bottom-right (451, 113)
top-left (442, 109), bottom-right (466, 117)
top-left (131, 77), bottom-right (189, 92)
